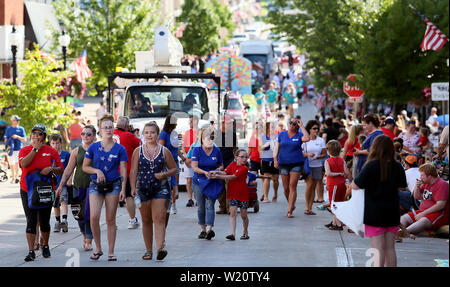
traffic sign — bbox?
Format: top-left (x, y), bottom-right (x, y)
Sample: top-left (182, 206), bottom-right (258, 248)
top-left (344, 74), bottom-right (364, 100)
top-left (431, 82), bottom-right (449, 101)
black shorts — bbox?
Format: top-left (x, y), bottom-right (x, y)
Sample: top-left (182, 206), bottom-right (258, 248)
top-left (250, 160), bottom-right (261, 173)
top-left (261, 160), bottom-right (279, 174)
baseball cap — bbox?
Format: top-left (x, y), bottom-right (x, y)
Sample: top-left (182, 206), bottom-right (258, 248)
top-left (405, 155), bottom-right (418, 165)
top-left (31, 123), bottom-right (47, 134)
top-left (401, 110), bottom-right (407, 115)
top-left (11, 115), bottom-right (21, 121)
top-left (384, 117), bottom-right (396, 126)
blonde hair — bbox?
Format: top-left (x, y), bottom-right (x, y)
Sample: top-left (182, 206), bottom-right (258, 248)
top-left (99, 113), bottom-right (115, 129)
top-left (348, 124), bottom-right (364, 144)
top-left (198, 126), bottom-right (215, 146)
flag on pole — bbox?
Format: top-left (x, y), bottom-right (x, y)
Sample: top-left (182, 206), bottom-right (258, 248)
top-left (73, 49), bottom-right (92, 83)
top-left (175, 22), bottom-right (188, 38)
top-left (409, 4), bottom-right (448, 52)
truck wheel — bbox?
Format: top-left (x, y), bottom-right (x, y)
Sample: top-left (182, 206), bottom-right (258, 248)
top-left (253, 200), bottom-right (259, 213)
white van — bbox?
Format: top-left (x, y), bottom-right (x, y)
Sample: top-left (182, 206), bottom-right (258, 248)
top-left (239, 40), bottom-right (276, 77)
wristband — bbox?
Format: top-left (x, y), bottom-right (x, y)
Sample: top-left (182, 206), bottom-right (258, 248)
top-left (32, 147), bottom-right (39, 153)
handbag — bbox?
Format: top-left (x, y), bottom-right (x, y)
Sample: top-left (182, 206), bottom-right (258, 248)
top-left (27, 170), bottom-right (56, 209)
top-left (300, 144), bottom-right (311, 180)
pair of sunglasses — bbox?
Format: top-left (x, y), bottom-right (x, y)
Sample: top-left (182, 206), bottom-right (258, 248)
top-left (32, 131), bottom-right (44, 136)
top-left (81, 132), bottom-right (93, 136)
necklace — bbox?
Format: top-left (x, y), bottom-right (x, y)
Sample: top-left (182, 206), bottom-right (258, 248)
top-left (144, 143), bottom-right (159, 170)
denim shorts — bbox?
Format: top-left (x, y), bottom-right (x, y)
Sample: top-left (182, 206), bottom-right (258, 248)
top-left (279, 163), bottom-right (304, 175)
top-left (229, 199), bottom-right (249, 209)
top-left (89, 180), bottom-right (121, 197)
top-left (138, 183), bottom-right (171, 203)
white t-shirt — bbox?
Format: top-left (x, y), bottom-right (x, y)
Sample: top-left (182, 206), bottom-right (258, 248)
top-left (405, 167), bottom-right (420, 193)
top-left (302, 137), bottom-right (326, 168)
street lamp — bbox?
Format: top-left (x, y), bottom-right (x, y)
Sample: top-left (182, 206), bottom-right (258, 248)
top-left (59, 31), bottom-right (70, 102)
top-left (10, 27), bottom-right (20, 85)
top-left (59, 31), bottom-right (71, 70)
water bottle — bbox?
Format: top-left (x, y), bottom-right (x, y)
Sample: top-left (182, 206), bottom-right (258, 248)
top-left (134, 193), bottom-right (141, 209)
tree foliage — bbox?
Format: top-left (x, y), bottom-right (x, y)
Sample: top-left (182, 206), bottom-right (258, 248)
top-left (0, 44), bottom-right (73, 133)
top-left (355, 0), bottom-right (449, 104)
top-left (177, 0), bottom-right (234, 56)
top-left (51, 0), bottom-right (161, 91)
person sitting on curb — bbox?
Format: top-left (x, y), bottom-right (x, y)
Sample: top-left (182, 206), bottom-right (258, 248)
top-left (398, 163), bottom-right (449, 240)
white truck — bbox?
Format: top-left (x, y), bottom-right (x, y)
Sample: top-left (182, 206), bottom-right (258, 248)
top-left (239, 39), bottom-right (276, 77)
top-left (106, 26), bottom-right (222, 188)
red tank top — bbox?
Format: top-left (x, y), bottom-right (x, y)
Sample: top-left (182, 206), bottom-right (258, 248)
top-left (326, 156), bottom-right (346, 186)
top-left (346, 139), bottom-right (360, 157)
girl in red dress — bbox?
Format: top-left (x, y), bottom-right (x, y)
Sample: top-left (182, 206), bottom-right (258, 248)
top-left (324, 140), bottom-right (349, 230)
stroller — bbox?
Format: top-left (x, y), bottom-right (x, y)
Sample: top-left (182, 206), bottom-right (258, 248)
top-left (0, 152), bottom-right (9, 182)
top-left (247, 172), bottom-right (260, 213)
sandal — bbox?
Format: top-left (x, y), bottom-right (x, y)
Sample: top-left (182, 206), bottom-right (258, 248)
top-left (142, 251), bottom-right (152, 260)
top-left (84, 243), bottom-right (93, 252)
top-left (240, 234), bottom-right (250, 240)
top-left (226, 234), bottom-right (235, 240)
top-left (90, 251), bottom-right (103, 260)
top-left (327, 225), bottom-right (343, 231)
top-left (108, 255), bottom-right (117, 261)
top-left (272, 197), bottom-right (277, 202)
top-left (313, 200), bottom-right (325, 203)
top-left (156, 249), bottom-right (168, 260)
top-left (304, 210), bottom-right (316, 215)
top-left (287, 211), bottom-right (294, 218)
top-left (324, 221), bottom-right (334, 228)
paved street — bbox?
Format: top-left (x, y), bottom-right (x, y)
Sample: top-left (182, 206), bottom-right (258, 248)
top-left (0, 175), bottom-right (448, 267)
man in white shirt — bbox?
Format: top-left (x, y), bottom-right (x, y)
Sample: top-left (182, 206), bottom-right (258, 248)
top-left (426, 107), bottom-right (439, 134)
top-left (399, 155), bottom-right (421, 214)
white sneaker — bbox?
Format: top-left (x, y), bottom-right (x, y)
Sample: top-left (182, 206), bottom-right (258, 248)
top-left (171, 203), bottom-right (177, 214)
top-left (128, 217), bottom-right (139, 229)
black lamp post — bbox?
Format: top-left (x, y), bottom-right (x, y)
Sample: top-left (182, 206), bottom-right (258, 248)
top-left (10, 27), bottom-right (20, 85)
top-left (59, 30), bottom-right (71, 102)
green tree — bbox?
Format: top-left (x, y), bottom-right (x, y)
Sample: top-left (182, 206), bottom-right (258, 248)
top-left (51, 0), bottom-right (161, 92)
top-left (177, 0), bottom-right (234, 56)
top-left (266, 0), bottom-right (392, 95)
top-left (355, 0), bottom-right (449, 104)
top-left (0, 45), bottom-right (73, 133)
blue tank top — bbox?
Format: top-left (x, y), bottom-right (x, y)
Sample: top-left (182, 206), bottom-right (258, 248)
top-left (138, 144), bottom-right (169, 191)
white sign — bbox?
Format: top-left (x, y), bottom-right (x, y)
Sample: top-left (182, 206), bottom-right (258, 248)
top-left (431, 82), bottom-right (449, 101)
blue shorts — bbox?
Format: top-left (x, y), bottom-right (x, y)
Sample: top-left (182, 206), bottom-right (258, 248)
top-left (138, 181), bottom-right (171, 202)
top-left (229, 199), bottom-right (249, 209)
top-left (279, 163), bottom-right (304, 175)
top-left (89, 180), bottom-right (121, 197)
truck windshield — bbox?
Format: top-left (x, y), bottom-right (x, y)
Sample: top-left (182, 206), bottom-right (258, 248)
top-left (243, 54), bottom-right (267, 66)
top-left (126, 86), bottom-right (208, 119)
top-left (227, 98), bottom-right (242, 110)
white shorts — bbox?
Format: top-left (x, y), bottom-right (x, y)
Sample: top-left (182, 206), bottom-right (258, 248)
top-left (185, 166), bottom-right (194, 178)
top-left (8, 151), bottom-right (19, 165)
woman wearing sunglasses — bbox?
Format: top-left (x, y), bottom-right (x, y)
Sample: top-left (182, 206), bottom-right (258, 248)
top-left (191, 126), bottom-right (224, 240)
top-left (19, 124), bottom-right (64, 262)
top-left (56, 125), bottom-right (97, 251)
top-left (273, 118), bottom-right (310, 218)
top-left (302, 120), bottom-right (327, 215)
top-left (83, 114), bottom-right (128, 261)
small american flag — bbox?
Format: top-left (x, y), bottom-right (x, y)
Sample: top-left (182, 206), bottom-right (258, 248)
top-left (175, 22), bottom-right (188, 38)
top-left (409, 4), bottom-right (448, 52)
top-left (73, 49), bottom-right (92, 83)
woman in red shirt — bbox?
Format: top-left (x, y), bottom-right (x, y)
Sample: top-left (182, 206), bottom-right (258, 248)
top-left (19, 124), bottom-right (64, 262)
top-left (213, 149), bottom-right (250, 240)
top-left (341, 124), bottom-right (364, 162)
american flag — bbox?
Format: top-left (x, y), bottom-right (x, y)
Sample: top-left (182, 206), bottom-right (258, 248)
top-left (175, 22), bottom-right (188, 38)
top-left (73, 49), bottom-right (92, 83)
top-left (409, 4), bottom-right (448, 52)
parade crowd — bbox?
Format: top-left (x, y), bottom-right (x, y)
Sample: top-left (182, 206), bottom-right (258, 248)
top-left (1, 68), bottom-right (448, 267)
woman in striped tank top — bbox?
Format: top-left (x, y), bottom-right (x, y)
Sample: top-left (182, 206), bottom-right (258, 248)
top-left (129, 121), bottom-right (177, 261)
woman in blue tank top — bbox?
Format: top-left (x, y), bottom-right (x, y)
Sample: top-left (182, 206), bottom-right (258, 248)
top-left (129, 122), bottom-right (177, 261)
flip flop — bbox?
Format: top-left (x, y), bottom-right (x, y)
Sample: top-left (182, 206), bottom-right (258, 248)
top-left (156, 249), bottom-right (168, 261)
top-left (142, 252), bottom-right (152, 260)
top-left (287, 211), bottom-right (294, 218)
top-left (108, 255), bottom-right (117, 261)
top-left (304, 210), bottom-right (316, 215)
top-left (90, 251), bottom-right (103, 260)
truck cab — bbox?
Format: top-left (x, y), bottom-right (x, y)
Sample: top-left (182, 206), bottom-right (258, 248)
top-left (106, 25), bottom-right (221, 187)
top-left (239, 40), bottom-right (276, 78)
